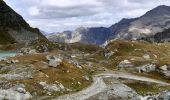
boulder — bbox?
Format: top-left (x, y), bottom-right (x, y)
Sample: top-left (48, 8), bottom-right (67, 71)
top-left (46, 55), bottom-right (63, 68)
top-left (118, 60), bottom-right (134, 68)
top-left (143, 54), bottom-right (151, 60)
top-left (20, 48), bottom-right (37, 54)
top-left (0, 84), bottom-right (32, 100)
top-left (137, 64), bottom-right (156, 73)
top-left (104, 51), bottom-right (114, 59)
top-left (159, 65), bottom-right (168, 71)
top-left (158, 90), bottom-right (170, 100)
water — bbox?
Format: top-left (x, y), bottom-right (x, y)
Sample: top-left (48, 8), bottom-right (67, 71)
top-left (0, 52), bottom-right (16, 60)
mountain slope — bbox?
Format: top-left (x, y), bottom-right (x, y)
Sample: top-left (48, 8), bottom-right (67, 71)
top-left (47, 27), bottom-right (114, 45)
top-left (47, 5), bottom-right (170, 44)
top-left (112, 5), bottom-right (170, 40)
top-left (0, 0), bottom-right (46, 44)
top-left (140, 28), bottom-right (170, 42)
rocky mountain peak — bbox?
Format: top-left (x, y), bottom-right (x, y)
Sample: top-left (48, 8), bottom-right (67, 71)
top-left (0, 0), bottom-right (46, 44)
top-left (142, 5), bottom-right (170, 18)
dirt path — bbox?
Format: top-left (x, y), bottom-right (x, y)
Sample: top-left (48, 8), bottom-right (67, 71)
top-left (55, 71), bottom-right (170, 100)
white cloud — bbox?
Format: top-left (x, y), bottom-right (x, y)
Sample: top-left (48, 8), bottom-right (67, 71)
top-left (28, 6), bottom-right (40, 16)
top-left (4, 0), bottom-right (170, 32)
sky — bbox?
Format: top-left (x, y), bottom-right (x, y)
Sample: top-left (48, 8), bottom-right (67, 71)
top-left (4, 0), bottom-right (170, 33)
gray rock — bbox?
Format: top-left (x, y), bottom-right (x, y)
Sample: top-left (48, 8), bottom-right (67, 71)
top-left (46, 55), bottom-right (62, 68)
top-left (143, 54), bottom-right (151, 60)
top-left (118, 60), bottom-right (134, 68)
top-left (0, 84), bottom-right (32, 100)
top-left (39, 81), bottom-right (65, 92)
top-left (137, 64), bottom-right (156, 73)
top-left (158, 90), bottom-right (170, 100)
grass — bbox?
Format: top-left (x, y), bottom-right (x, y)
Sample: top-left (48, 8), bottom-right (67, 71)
top-left (125, 81), bottom-right (170, 95)
top-left (5, 54), bottom-right (92, 97)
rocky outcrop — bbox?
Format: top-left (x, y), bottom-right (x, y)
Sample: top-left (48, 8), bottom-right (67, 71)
top-left (0, 84), bottom-right (32, 100)
top-left (137, 64), bottom-right (156, 73)
top-left (46, 55), bottom-right (63, 68)
top-left (0, 0), bottom-right (46, 44)
top-left (158, 65), bottom-right (170, 77)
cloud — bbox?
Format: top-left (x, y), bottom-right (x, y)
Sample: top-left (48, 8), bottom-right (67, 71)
top-left (28, 6), bottom-right (40, 16)
top-left (4, 0), bottom-right (170, 32)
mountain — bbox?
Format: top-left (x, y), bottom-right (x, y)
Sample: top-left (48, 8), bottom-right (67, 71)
top-left (47, 5), bottom-right (170, 45)
top-left (113, 5), bottom-right (170, 40)
top-left (47, 27), bottom-right (114, 45)
top-left (140, 28), bottom-right (170, 42)
top-left (0, 0), bottom-right (46, 44)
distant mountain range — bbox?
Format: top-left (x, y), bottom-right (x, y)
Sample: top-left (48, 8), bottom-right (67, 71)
top-left (47, 5), bottom-right (170, 45)
top-left (0, 0), bottom-right (46, 44)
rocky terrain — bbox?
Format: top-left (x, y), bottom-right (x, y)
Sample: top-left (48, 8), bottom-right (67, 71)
top-left (0, 40), bottom-right (170, 100)
top-left (47, 5), bottom-right (170, 45)
top-left (0, 0), bottom-right (46, 45)
top-left (0, 0), bottom-right (170, 100)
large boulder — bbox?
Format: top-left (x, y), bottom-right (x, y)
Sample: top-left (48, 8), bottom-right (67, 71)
top-left (46, 55), bottom-right (62, 68)
top-left (137, 64), bottom-right (156, 73)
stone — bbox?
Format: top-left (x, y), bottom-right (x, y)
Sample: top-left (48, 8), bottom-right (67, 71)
top-left (143, 54), bottom-right (151, 60)
top-left (158, 90), bottom-right (170, 100)
top-left (0, 84), bottom-right (32, 100)
top-left (118, 60), bottom-right (133, 68)
top-left (46, 55), bottom-right (62, 68)
top-left (137, 64), bottom-right (156, 73)
top-left (159, 65), bottom-right (168, 71)
top-left (69, 60), bottom-right (82, 69)
top-left (28, 49), bottom-right (37, 54)
top-left (84, 76), bottom-right (90, 81)
top-left (104, 51), bottom-right (114, 59)
top-left (39, 81), bottom-right (65, 92)
top-left (11, 60), bottom-right (19, 64)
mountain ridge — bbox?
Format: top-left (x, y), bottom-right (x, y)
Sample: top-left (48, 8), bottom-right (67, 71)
top-left (47, 5), bottom-right (170, 45)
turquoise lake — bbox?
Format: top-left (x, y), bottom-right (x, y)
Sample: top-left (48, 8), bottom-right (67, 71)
top-left (0, 52), bottom-right (16, 60)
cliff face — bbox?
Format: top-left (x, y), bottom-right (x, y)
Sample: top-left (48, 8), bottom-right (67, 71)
top-left (0, 0), bottom-right (46, 44)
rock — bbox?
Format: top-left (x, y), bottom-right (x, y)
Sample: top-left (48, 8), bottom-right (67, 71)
top-left (28, 49), bottom-right (37, 54)
top-left (20, 48), bottom-right (37, 54)
top-left (11, 59), bottom-right (19, 64)
top-left (157, 65), bottom-right (170, 77)
top-left (69, 60), bottom-right (82, 69)
top-left (39, 81), bottom-right (65, 92)
top-left (159, 65), bottom-right (168, 71)
top-left (118, 60), bottom-right (134, 68)
top-left (0, 84), bottom-right (32, 100)
top-left (78, 82), bottom-right (81, 85)
top-left (159, 69), bottom-right (170, 78)
top-left (104, 51), bottom-right (114, 59)
top-left (46, 55), bottom-right (62, 68)
top-left (137, 64), bottom-right (156, 73)
top-left (13, 84), bottom-right (26, 94)
top-left (143, 54), bottom-right (151, 60)
top-left (84, 76), bottom-right (90, 81)
top-left (158, 90), bottom-right (170, 100)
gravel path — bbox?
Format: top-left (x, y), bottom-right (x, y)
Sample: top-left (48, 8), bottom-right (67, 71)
top-left (55, 71), bottom-right (170, 100)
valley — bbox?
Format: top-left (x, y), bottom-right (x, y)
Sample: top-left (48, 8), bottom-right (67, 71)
top-left (0, 0), bottom-right (170, 100)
